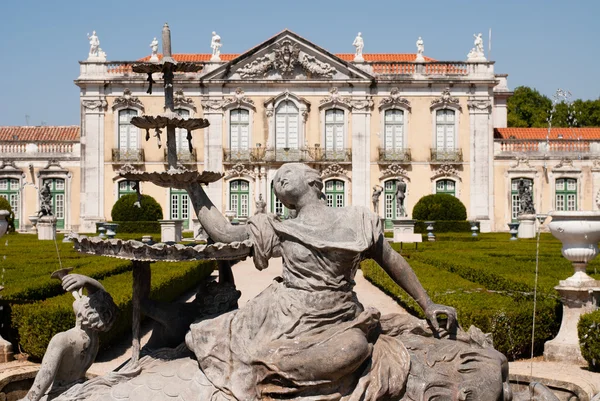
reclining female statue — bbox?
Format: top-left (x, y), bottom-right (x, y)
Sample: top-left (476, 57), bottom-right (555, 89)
top-left (53, 163), bottom-right (557, 401)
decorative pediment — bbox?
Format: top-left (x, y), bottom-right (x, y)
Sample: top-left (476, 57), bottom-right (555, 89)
top-left (225, 163), bottom-right (256, 180)
top-left (320, 163), bottom-right (349, 180)
top-left (0, 160), bottom-right (19, 170)
top-left (222, 88), bottom-right (256, 110)
top-left (173, 90), bottom-right (196, 111)
top-left (319, 88), bottom-right (352, 110)
top-left (200, 30), bottom-right (374, 81)
top-left (431, 163), bottom-right (462, 181)
top-left (264, 90), bottom-right (310, 119)
top-left (379, 88), bottom-right (411, 111)
top-left (430, 88), bottom-right (462, 111)
top-left (379, 163), bottom-right (410, 181)
top-left (112, 89), bottom-right (144, 111)
top-left (552, 157), bottom-right (581, 173)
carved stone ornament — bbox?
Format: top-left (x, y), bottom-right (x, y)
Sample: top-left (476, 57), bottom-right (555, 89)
top-left (201, 98), bottom-right (227, 112)
top-left (554, 158), bottom-right (574, 170)
top-left (82, 99), bottom-right (108, 111)
top-left (430, 88), bottom-right (462, 111)
top-left (237, 39), bottom-right (336, 79)
top-left (379, 163), bottom-right (409, 180)
top-left (173, 90), bottom-right (196, 111)
top-left (596, 189), bottom-right (600, 208)
top-left (379, 88), bottom-right (411, 111)
top-left (320, 163), bottom-right (348, 179)
top-left (467, 98), bottom-right (492, 112)
top-left (432, 163), bottom-right (461, 181)
top-left (118, 163), bottom-right (137, 175)
top-left (222, 88), bottom-right (256, 110)
top-left (319, 88), bottom-right (352, 109)
top-left (350, 97), bottom-right (374, 111)
top-left (225, 163), bottom-right (256, 180)
top-left (112, 89), bottom-right (144, 111)
top-left (44, 159), bottom-right (63, 170)
top-left (0, 160), bottom-right (18, 170)
top-left (509, 157), bottom-right (534, 171)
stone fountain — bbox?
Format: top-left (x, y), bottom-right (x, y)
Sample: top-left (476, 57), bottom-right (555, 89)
top-left (544, 211), bottom-right (600, 364)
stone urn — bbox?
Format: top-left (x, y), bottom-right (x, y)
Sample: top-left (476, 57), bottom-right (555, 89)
top-left (507, 222), bottom-right (519, 241)
top-left (544, 211), bottom-right (600, 364)
top-left (28, 214), bottom-right (39, 232)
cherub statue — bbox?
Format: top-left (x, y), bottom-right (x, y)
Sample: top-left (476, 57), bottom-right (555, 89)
top-left (20, 273), bottom-right (117, 401)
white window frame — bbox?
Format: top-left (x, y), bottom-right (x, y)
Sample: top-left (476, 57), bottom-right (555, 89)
top-left (379, 103), bottom-right (411, 152)
top-left (264, 92), bottom-right (310, 150)
top-left (228, 108), bottom-right (252, 151)
top-left (430, 105), bottom-right (460, 151)
top-left (323, 178), bottom-right (348, 208)
top-left (550, 170), bottom-right (583, 212)
top-left (226, 178), bottom-right (253, 218)
top-left (174, 108), bottom-right (193, 153)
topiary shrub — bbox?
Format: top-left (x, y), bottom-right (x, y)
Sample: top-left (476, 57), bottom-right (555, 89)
top-left (0, 196), bottom-right (16, 232)
top-left (111, 194), bottom-right (163, 222)
top-left (412, 194), bottom-right (467, 221)
top-left (579, 309), bottom-right (600, 372)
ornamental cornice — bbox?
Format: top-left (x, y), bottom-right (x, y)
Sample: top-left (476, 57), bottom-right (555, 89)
top-left (112, 89), bottom-right (144, 111)
top-left (225, 163), bottom-right (256, 180)
top-left (173, 89), bottom-right (197, 111)
top-left (379, 163), bottom-right (410, 181)
top-left (431, 163), bottom-right (462, 181)
top-left (83, 99), bottom-right (108, 111)
top-left (379, 88), bottom-right (411, 111)
top-left (222, 88), bottom-right (256, 110)
top-left (320, 163), bottom-right (349, 179)
top-left (319, 88), bottom-right (352, 110)
top-left (430, 88), bottom-right (462, 112)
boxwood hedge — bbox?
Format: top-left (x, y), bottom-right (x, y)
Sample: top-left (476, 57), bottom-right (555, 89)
top-left (578, 309), bottom-right (600, 372)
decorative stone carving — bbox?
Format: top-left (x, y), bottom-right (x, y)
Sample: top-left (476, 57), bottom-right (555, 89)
top-left (380, 163), bottom-right (409, 180)
top-left (467, 98), bottom-right (492, 112)
top-left (38, 181), bottom-right (53, 217)
top-left (319, 88), bottom-right (352, 109)
top-left (210, 31), bottom-right (222, 62)
top-left (517, 178), bottom-right (536, 215)
top-left (173, 89), bottom-right (196, 111)
top-left (510, 157), bottom-right (533, 170)
top-left (225, 163), bottom-right (256, 180)
top-left (352, 32), bottom-right (364, 62)
top-left (149, 37), bottom-right (159, 62)
top-left (554, 158), bottom-right (574, 170)
top-left (320, 163), bottom-right (348, 179)
top-left (379, 88), bottom-right (411, 111)
top-left (82, 99), bottom-right (108, 111)
top-left (237, 39), bottom-right (336, 79)
top-left (44, 159), bottom-right (63, 169)
top-left (201, 98), bottom-right (227, 112)
top-left (432, 163), bottom-right (461, 181)
top-left (350, 97), bottom-right (374, 111)
top-left (113, 89), bottom-right (145, 111)
top-left (0, 160), bottom-right (18, 170)
top-left (415, 37), bottom-right (425, 62)
top-left (467, 33), bottom-right (487, 62)
top-left (592, 159), bottom-right (600, 171)
top-left (596, 189), bottom-right (600, 209)
top-left (222, 88), bottom-right (255, 110)
top-left (430, 88), bottom-right (461, 111)
top-left (87, 31), bottom-right (106, 61)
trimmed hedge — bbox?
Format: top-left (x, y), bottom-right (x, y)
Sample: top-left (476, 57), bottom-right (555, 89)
top-left (111, 194), bottom-right (163, 222)
top-left (112, 221), bottom-right (161, 234)
top-left (414, 220), bottom-right (473, 233)
top-left (12, 259), bottom-right (216, 360)
top-left (579, 309), bottom-right (600, 372)
top-left (412, 194), bottom-right (467, 221)
top-left (0, 197), bottom-right (16, 232)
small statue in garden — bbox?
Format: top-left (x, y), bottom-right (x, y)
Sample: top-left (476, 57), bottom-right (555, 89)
top-left (20, 273), bottom-right (117, 401)
top-left (371, 185), bottom-right (383, 214)
top-left (395, 179), bottom-right (407, 217)
top-left (518, 179), bottom-right (535, 215)
top-left (37, 182), bottom-right (53, 217)
top-left (255, 194), bottom-right (266, 215)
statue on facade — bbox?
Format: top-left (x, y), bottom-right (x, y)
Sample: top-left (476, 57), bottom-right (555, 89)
top-left (210, 31), bottom-right (222, 62)
top-left (415, 36), bottom-right (425, 61)
top-left (474, 33), bottom-right (484, 54)
top-left (87, 31), bottom-right (100, 58)
top-left (372, 185), bottom-right (383, 214)
top-left (19, 273), bottom-right (117, 401)
top-left (149, 37), bottom-right (159, 62)
top-left (467, 33), bottom-right (486, 61)
top-left (518, 179), bottom-right (536, 215)
top-left (255, 194), bottom-right (266, 214)
top-left (352, 32), bottom-right (364, 62)
top-left (395, 179), bottom-right (407, 217)
top-left (37, 182), bottom-right (53, 217)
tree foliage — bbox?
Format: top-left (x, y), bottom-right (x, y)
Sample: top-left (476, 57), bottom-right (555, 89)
top-left (111, 194), bottom-right (163, 222)
top-left (507, 86), bottom-right (600, 128)
top-left (412, 194), bottom-right (467, 221)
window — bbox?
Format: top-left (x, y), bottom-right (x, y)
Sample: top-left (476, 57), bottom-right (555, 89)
top-left (271, 182), bottom-right (289, 218)
top-left (275, 101), bottom-right (299, 150)
top-left (118, 180), bottom-right (137, 199)
top-left (384, 109), bottom-right (404, 150)
top-left (325, 109), bottom-right (344, 152)
top-left (229, 180), bottom-right (249, 219)
top-left (170, 188), bottom-right (189, 229)
top-left (230, 109), bottom-right (250, 151)
top-left (175, 109), bottom-right (190, 153)
top-left (435, 109), bottom-right (455, 150)
top-left (118, 109), bottom-right (139, 151)
top-left (43, 178), bottom-right (66, 229)
top-left (436, 179), bottom-right (456, 196)
top-left (511, 178), bottom-right (533, 221)
top-left (324, 180), bottom-right (345, 208)
top-left (0, 178), bottom-right (19, 229)
top-left (383, 180), bottom-right (403, 229)
top-left (555, 178), bottom-right (577, 211)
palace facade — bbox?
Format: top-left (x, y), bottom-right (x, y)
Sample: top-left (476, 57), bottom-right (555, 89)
top-left (2, 30), bottom-right (599, 233)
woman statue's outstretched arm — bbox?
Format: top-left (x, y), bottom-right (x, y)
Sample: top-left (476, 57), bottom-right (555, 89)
top-left (371, 236), bottom-right (457, 333)
top-left (186, 181), bottom-right (248, 243)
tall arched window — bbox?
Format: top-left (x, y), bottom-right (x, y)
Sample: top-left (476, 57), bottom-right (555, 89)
top-left (436, 179), bottom-right (456, 196)
top-left (230, 109), bottom-right (250, 152)
top-left (275, 101), bottom-right (299, 150)
top-left (118, 109), bottom-right (139, 151)
top-left (229, 180), bottom-right (249, 218)
top-left (324, 180), bottom-right (345, 208)
top-left (556, 178), bottom-right (577, 211)
top-left (43, 178), bottom-right (65, 229)
top-left (511, 178), bottom-right (533, 221)
top-left (435, 109), bottom-right (455, 150)
top-left (175, 109), bottom-right (190, 153)
top-left (384, 109), bottom-right (404, 151)
top-left (325, 109), bottom-right (344, 152)
top-left (0, 178), bottom-right (20, 229)
top-left (170, 188), bottom-right (189, 229)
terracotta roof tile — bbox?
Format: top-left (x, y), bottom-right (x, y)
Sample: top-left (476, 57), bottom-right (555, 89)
top-left (495, 128), bottom-right (600, 140)
top-left (0, 126), bottom-right (80, 142)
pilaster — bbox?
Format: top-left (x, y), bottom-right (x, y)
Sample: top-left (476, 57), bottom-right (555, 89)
top-left (350, 98), bottom-right (373, 208)
top-left (201, 99), bottom-right (225, 211)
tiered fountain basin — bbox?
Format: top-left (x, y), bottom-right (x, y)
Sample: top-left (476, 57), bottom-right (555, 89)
top-left (544, 211), bottom-right (600, 364)
top-left (119, 168), bottom-right (222, 189)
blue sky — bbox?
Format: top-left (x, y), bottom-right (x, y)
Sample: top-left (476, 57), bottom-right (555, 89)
top-left (1, 0), bottom-right (598, 126)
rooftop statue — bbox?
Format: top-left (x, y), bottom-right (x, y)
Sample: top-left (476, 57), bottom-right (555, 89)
top-left (87, 31), bottom-right (99, 58)
top-left (352, 32), bottom-right (364, 62)
top-left (210, 31), bottom-right (222, 62)
top-left (149, 37), bottom-right (159, 62)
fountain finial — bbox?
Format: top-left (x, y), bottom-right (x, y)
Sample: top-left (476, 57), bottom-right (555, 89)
top-left (162, 23), bottom-right (173, 62)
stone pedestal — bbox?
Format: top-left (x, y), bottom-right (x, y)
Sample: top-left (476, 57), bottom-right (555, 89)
top-left (517, 214), bottom-right (536, 239)
top-left (159, 219), bottom-right (184, 243)
top-left (0, 335), bottom-right (14, 363)
top-left (37, 216), bottom-right (57, 240)
top-left (392, 219), bottom-right (422, 243)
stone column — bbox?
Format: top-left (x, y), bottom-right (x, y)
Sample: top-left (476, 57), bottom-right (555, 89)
top-left (201, 100), bottom-right (225, 211)
top-left (350, 98), bottom-right (373, 208)
top-left (468, 98), bottom-right (493, 232)
top-left (592, 162), bottom-right (600, 211)
top-left (80, 98), bottom-right (108, 233)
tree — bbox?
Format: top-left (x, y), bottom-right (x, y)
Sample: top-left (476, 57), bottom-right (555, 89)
top-left (507, 86), bottom-right (552, 128)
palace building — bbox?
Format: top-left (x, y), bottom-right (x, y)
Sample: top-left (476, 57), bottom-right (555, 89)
top-left (2, 29), bottom-right (599, 233)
